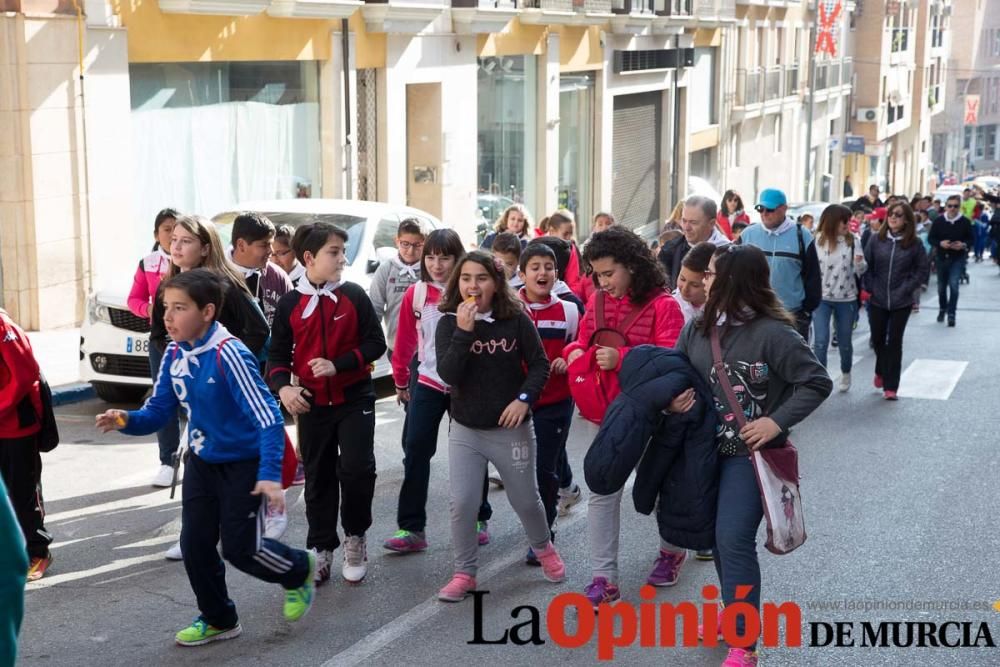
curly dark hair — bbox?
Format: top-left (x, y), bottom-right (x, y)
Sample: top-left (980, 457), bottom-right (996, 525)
top-left (582, 226), bottom-right (667, 304)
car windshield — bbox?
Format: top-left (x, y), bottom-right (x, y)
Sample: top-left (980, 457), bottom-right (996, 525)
top-left (212, 212), bottom-right (367, 264)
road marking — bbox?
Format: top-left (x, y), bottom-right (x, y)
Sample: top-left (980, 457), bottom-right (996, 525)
top-left (46, 489), bottom-right (180, 524)
top-left (94, 565), bottom-right (170, 586)
top-left (897, 359), bottom-right (968, 400)
top-left (113, 534), bottom-right (178, 550)
top-left (49, 532), bottom-right (120, 550)
top-left (26, 553), bottom-right (167, 591)
top-left (322, 478), bottom-right (627, 667)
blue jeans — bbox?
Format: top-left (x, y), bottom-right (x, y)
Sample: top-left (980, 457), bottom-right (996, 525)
top-left (812, 300), bottom-right (857, 374)
top-left (531, 399), bottom-right (574, 531)
top-left (396, 383), bottom-right (490, 532)
top-left (149, 344), bottom-right (180, 466)
top-left (936, 257), bottom-right (965, 318)
top-left (713, 456), bottom-right (764, 641)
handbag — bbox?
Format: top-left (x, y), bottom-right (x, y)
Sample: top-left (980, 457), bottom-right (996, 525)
top-left (567, 291), bottom-right (649, 424)
top-left (36, 372), bottom-right (60, 453)
top-left (710, 326), bottom-right (806, 555)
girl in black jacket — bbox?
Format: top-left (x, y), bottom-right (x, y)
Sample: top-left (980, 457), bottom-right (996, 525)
top-left (862, 203), bottom-right (929, 399)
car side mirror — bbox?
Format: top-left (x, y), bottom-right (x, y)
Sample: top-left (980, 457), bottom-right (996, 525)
top-left (366, 259), bottom-right (379, 274)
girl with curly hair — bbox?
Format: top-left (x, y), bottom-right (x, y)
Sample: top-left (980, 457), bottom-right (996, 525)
top-left (562, 226), bottom-right (686, 607)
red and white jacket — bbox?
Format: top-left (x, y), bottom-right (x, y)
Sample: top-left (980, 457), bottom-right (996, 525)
top-left (392, 281), bottom-right (448, 393)
top-left (564, 289), bottom-right (684, 371)
top-left (518, 289), bottom-right (579, 407)
top-left (0, 309), bottom-right (42, 439)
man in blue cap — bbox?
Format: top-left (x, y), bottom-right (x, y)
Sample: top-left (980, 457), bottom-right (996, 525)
top-left (737, 188), bottom-right (822, 339)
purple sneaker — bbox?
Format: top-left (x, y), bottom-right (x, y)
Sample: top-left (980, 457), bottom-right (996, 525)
top-left (383, 530), bottom-right (428, 553)
top-left (647, 549), bottom-right (687, 587)
top-left (584, 577), bottom-right (621, 609)
top-left (476, 521), bottom-right (490, 546)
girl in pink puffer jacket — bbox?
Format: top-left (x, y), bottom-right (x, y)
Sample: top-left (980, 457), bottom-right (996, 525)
top-left (127, 208), bottom-right (179, 319)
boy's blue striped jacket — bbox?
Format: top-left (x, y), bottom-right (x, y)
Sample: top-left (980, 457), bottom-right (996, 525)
top-left (122, 322), bottom-right (284, 482)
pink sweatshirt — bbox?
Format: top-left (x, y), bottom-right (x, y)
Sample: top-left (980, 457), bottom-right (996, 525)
top-left (127, 249), bottom-right (172, 319)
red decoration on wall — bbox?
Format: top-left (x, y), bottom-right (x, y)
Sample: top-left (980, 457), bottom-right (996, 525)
top-left (816, 1), bottom-right (843, 57)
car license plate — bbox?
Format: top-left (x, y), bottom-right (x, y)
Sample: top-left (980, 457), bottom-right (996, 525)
top-left (126, 336), bottom-right (150, 355)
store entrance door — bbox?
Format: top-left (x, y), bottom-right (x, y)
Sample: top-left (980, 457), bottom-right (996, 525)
top-left (406, 83), bottom-right (443, 218)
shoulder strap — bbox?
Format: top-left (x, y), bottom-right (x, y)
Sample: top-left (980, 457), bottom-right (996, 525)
top-left (618, 293), bottom-right (660, 336)
top-left (413, 281), bottom-right (428, 319)
top-left (796, 223), bottom-right (807, 278)
top-left (214, 337), bottom-right (237, 376)
top-left (710, 326), bottom-right (748, 430)
top-left (595, 289), bottom-right (607, 329)
top-left (560, 298), bottom-right (580, 341)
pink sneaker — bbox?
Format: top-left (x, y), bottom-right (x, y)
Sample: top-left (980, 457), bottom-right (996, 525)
top-left (646, 549), bottom-right (687, 587)
top-left (721, 648), bottom-right (758, 666)
top-left (884, 390), bottom-right (898, 401)
top-left (873, 374), bottom-right (884, 389)
top-left (438, 572), bottom-right (476, 602)
top-left (533, 543), bottom-right (565, 583)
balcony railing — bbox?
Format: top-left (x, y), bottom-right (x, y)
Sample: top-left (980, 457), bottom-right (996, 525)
top-left (736, 68), bottom-right (763, 107)
top-left (765, 66), bottom-right (782, 101)
top-left (829, 60), bottom-right (841, 88)
top-left (611, 0), bottom-right (656, 13)
top-left (694, 0), bottom-right (734, 20)
top-left (814, 62), bottom-right (828, 90)
top-left (524, 0), bottom-right (612, 12)
top-left (784, 64), bottom-right (799, 96)
top-left (453, 0), bottom-right (518, 8)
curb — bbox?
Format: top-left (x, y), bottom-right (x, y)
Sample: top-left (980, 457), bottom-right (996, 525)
top-left (51, 383), bottom-right (95, 407)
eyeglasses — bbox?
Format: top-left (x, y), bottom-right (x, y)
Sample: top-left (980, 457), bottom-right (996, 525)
top-left (703, 270), bottom-right (716, 278)
top-left (754, 205), bottom-right (777, 213)
top-left (888, 211), bottom-right (905, 218)
top-left (399, 241), bottom-right (425, 251)
top-left (273, 248), bottom-right (294, 258)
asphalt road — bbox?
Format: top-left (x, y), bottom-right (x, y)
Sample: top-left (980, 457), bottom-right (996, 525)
top-left (16, 260), bottom-right (1000, 666)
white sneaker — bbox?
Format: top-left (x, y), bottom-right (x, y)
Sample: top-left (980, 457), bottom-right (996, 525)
top-left (342, 535), bottom-right (368, 583)
top-left (557, 484), bottom-right (582, 517)
top-left (312, 548), bottom-right (333, 585)
top-left (839, 372), bottom-right (851, 393)
top-left (164, 541), bottom-right (183, 560)
top-left (152, 465), bottom-right (175, 488)
top-left (263, 493), bottom-right (288, 540)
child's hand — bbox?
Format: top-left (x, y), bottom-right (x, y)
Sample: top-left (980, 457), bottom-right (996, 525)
top-left (308, 358), bottom-right (336, 378)
top-left (251, 481), bottom-right (285, 513)
top-left (456, 299), bottom-right (477, 332)
top-left (96, 410), bottom-right (128, 433)
top-left (740, 417), bottom-right (782, 450)
top-left (595, 346), bottom-right (620, 371)
top-left (279, 386), bottom-right (312, 415)
top-left (550, 357), bottom-right (568, 375)
top-left (667, 388), bottom-right (695, 414)
top-left (565, 349), bottom-right (584, 365)
top-left (396, 387), bottom-right (410, 405)
top-left (498, 399), bottom-right (530, 429)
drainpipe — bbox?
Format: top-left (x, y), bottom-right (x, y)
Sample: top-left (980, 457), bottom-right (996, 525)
top-left (70, 0), bottom-right (95, 297)
top-left (803, 0), bottom-right (818, 200)
top-left (342, 18), bottom-right (354, 199)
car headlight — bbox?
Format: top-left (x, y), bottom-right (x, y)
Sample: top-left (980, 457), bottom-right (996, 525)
top-left (88, 297), bottom-right (111, 325)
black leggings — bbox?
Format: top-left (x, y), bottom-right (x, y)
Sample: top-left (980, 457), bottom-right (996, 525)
top-left (869, 305), bottom-right (912, 392)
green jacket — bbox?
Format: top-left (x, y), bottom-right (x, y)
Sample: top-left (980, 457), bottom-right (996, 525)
top-left (0, 475), bottom-right (27, 667)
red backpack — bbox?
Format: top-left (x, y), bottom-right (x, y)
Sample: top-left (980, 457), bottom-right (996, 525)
top-left (567, 292), bottom-right (651, 424)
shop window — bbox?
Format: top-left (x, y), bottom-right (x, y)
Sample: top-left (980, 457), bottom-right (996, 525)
top-left (477, 56), bottom-right (538, 222)
top-left (129, 61), bottom-right (321, 248)
top-left (558, 73), bottom-right (596, 236)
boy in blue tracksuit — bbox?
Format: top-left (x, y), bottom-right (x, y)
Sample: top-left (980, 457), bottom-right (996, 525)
top-left (97, 269), bottom-right (315, 647)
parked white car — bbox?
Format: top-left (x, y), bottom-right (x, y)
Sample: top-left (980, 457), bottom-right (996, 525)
top-left (80, 199), bottom-right (445, 403)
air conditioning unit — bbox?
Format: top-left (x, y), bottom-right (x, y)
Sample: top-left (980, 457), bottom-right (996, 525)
top-left (857, 107), bottom-right (879, 122)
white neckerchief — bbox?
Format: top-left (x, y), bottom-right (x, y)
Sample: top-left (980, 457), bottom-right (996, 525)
top-left (447, 308), bottom-right (495, 324)
top-left (297, 280), bottom-right (341, 319)
top-left (171, 323), bottom-right (232, 379)
top-left (226, 246), bottom-right (261, 279)
top-left (944, 212), bottom-right (961, 223)
top-left (762, 217), bottom-right (795, 237)
top-left (157, 247), bottom-right (171, 261)
top-left (392, 256), bottom-right (420, 282)
top-left (520, 288), bottom-right (558, 311)
top-left (288, 262), bottom-right (306, 284)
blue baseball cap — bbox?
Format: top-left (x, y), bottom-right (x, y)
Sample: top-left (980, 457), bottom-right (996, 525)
top-left (757, 189), bottom-right (787, 209)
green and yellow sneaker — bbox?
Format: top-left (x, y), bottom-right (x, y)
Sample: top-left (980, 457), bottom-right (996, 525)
top-left (284, 550), bottom-right (316, 622)
top-left (174, 618), bottom-right (242, 647)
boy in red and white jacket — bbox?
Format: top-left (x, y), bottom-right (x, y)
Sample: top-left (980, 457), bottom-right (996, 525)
top-left (266, 223), bottom-right (387, 586)
top-left (516, 244), bottom-right (580, 562)
top-left (0, 309), bottom-right (53, 581)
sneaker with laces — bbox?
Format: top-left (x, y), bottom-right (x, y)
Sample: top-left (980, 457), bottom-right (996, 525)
top-left (165, 541), bottom-right (183, 561)
top-left (647, 549), bottom-right (687, 587)
top-left (153, 464), bottom-right (175, 488)
top-left (721, 647), bottom-right (758, 666)
top-left (284, 550), bottom-right (316, 622)
top-left (533, 543), bottom-right (566, 583)
top-left (557, 484), bottom-right (582, 517)
top-left (438, 572), bottom-right (476, 602)
top-left (175, 618), bottom-right (242, 646)
top-left (263, 496), bottom-right (288, 540)
top-left (312, 548), bottom-right (333, 585)
top-left (584, 577), bottom-right (621, 609)
top-left (838, 372), bottom-right (851, 392)
top-left (476, 521), bottom-right (490, 546)
top-left (342, 535), bottom-right (368, 582)
top-left (27, 553), bottom-right (53, 582)
top-left (383, 529), bottom-right (428, 553)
